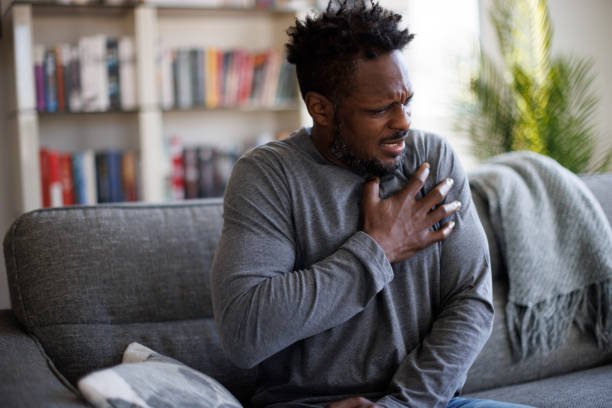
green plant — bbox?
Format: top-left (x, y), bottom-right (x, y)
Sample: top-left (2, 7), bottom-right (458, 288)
top-left (457, 0), bottom-right (610, 173)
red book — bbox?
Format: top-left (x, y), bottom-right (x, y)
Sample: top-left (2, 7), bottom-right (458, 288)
top-left (60, 154), bottom-right (74, 205)
top-left (47, 150), bottom-right (63, 207)
top-left (238, 52), bottom-right (254, 106)
top-left (40, 149), bottom-right (51, 208)
top-left (169, 135), bottom-right (184, 200)
top-left (55, 45), bottom-right (65, 111)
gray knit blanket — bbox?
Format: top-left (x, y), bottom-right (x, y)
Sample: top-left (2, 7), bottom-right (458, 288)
top-left (468, 151), bottom-right (612, 360)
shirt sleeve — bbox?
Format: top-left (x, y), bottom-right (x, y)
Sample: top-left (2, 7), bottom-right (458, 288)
top-left (211, 150), bottom-right (394, 369)
top-left (377, 137), bottom-right (495, 408)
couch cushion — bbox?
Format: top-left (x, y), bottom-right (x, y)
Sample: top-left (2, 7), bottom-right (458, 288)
top-left (464, 363), bottom-right (612, 408)
top-left (3, 200), bottom-right (255, 403)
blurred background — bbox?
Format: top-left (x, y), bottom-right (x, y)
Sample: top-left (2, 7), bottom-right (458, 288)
top-left (0, 0), bottom-right (610, 308)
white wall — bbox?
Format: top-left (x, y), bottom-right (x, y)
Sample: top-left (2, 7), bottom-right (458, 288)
top-left (479, 0), bottom-right (612, 167)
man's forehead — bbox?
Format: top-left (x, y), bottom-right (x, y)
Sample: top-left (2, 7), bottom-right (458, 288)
top-left (348, 51), bottom-right (413, 100)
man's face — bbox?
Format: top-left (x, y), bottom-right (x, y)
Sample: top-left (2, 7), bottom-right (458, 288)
top-left (329, 50), bottom-right (413, 177)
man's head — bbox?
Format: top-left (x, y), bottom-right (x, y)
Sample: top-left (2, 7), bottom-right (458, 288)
top-left (285, 1), bottom-right (416, 177)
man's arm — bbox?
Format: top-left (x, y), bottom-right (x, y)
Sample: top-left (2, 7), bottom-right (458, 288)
top-left (211, 152), bottom-right (395, 369)
top-left (374, 140), bottom-right (494, 408)
top-left (211, 148), bottom-right (458, 370)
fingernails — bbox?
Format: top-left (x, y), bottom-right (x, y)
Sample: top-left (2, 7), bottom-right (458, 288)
top-left (423, 162), bottom-right (430, 169)
top-left (452, 201), bottom-right (462, 210)
top-left (449, 221), bottom-right (456, 229)
top-left (447, 178), bottom-right (454, 186)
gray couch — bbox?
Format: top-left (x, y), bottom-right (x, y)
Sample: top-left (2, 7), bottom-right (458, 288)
top-left (2, 174), bottom-right (612, 408)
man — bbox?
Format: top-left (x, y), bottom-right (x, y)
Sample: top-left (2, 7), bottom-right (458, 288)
top-left (211, 2), bottom-right (528, 407)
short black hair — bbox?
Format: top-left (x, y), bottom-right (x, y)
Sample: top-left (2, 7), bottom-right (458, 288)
top-left (285, 0), bottom-right (414, 102)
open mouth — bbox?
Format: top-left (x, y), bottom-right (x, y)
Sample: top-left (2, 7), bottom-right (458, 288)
top-left (380, 138), bottom-right (406, 156)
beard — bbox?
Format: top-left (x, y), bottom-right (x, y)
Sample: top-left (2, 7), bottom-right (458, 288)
top-left (329, 116), bottom-right (406, 178)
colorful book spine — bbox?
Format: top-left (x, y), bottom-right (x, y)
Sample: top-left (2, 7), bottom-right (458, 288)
top-left (72, 152), bottom-right (86, 205)
top-left (34, 46), bottom-right (46, 112)
top-left (55, 45), bottom-right (65, 111)
top-left (106, 38), bottom-right (121, 110)
top-left (183, 147), bottom-right (199, 199)
top-left (121, 151), bottom-right (138, 202)
top-left (47, 150), bottom-right (63, 207)
top-left (69, 45), bottom-right (83, 111)
top-left (197, 146), bottom-right (215, 198)
top-left (44, 49), bottom-right (58, 112)
top-left (60, 154), bottom-right (75, 205)
top-left (107, 151), bottom-right (124, 203)
top-left (169, 135), bottom-right (184, 200)
top-left (95, 152), bottom-right (110, 203)
top-left (39, 148), bottom-right (51, 207)
top-left (60, 44), bottom-right (72, 112)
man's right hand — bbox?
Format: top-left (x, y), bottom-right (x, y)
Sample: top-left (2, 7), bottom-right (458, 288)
top-left (362, 162), bottom-right (461, 264)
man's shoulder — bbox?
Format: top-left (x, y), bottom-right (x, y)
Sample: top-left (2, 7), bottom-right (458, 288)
top-left (241, 127), bottom-right (311, 166)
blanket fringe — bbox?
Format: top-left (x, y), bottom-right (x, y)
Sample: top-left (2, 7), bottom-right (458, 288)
top-left (506, 279), bottom-right (612, 361)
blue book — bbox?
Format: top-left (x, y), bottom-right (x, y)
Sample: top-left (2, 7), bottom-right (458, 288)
top-left (72, 152), bottom-right (87, 205)
top-left (107, 151), bottom-right (124, 203)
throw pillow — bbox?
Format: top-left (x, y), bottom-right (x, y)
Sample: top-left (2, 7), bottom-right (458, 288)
top-left (77, 342), bottom-right (243, 408)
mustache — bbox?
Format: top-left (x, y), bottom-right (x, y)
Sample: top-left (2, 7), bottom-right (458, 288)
top-left (381, 131), bottom-right (409, 144)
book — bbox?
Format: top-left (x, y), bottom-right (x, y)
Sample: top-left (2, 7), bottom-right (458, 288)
top-left (121, 151), bottom-right (138, 202)
top-left (44, 48), bottom-right (58, 112)
top-left (72, 151), bottom-right (87, 204)
top-left (169, 135), bottom-right (184, 200)
top-left (39, 148), bottom-right (51, 207)
top-left (95, 152), bottom-right (111, 203)
top-left (94, 35), bottom-right (110, 111)
top-left (60, 43), bottom-right (72, 111)
top-left (47, 150), bottom-right (63, 207)
top-left (190, 48), bottom-right (205, 107)
top-left (107, 150), bottom-right (124, 203)
top-left (197, 146), bottom-right (215, 198)
top-left (177, 49), bottom-right (192, 109)
top-left (55, 44), bottom-right (66, 111)
top-left (59, 154), bottom-right (75, 205)
top-left (160, 46), bottom-right (175, 109)
top-left (68, 45), bottom-right (83, 111)
top-left (119, 37), bottom-right (136, 110)
top-left (106, 38), bottom-right (121, 110)
top-left (34, 45), bottom-right (45, 112)
top-left (183, 147), bottom-right (199, 199)
top-left (79, 36), bottom-right (97, 111)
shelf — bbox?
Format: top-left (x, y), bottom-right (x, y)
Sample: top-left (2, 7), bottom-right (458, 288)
top-left (2, 1), bottom-right (308, 212)
top-left (161, 103), bottom-right (300, 113)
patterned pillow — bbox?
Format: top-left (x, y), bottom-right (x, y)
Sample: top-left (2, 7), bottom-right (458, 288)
top-left (77, 343), bottom-right (243, 408)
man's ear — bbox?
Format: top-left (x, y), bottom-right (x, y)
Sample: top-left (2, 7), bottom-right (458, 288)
top-left (304, 92), bottom-right (335, 127)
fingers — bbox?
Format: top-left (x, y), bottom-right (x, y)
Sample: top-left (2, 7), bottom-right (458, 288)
top-left (420, 177), bottom-right (454, 211)
top-left (429, 220), bottom-right (456, 243)
top-left (362, 177), bottom-right (381, 208)
top-left (400, 162), bottom-right (430, 199)
top-left (426, 200), bottom-right (461, 226)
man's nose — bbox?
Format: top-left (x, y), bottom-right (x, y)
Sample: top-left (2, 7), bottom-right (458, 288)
top-left (389, 103), bottom-right (411, 131)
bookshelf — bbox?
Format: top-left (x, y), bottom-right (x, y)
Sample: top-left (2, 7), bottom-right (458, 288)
top-left (0, 0), bottom-right (310, 213)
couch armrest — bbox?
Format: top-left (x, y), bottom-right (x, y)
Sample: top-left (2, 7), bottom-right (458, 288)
top-left (0, 310), bottom-right (86, 407)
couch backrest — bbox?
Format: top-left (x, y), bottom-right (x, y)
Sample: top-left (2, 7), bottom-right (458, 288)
top-left (3, 199), bottom-right (255, 402)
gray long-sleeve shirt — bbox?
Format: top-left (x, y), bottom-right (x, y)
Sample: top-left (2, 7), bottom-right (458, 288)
top-left (211, 127), bottom-right (494, 408)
